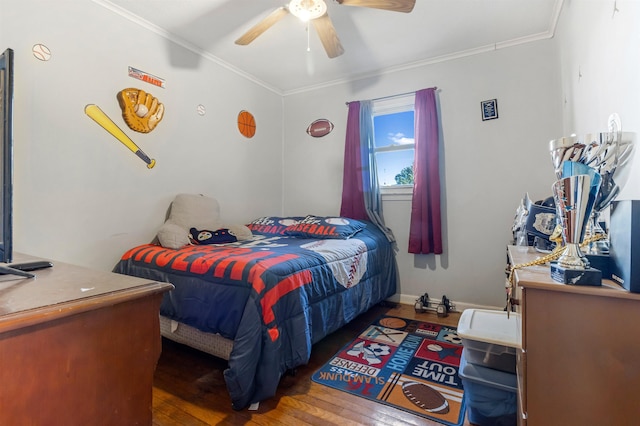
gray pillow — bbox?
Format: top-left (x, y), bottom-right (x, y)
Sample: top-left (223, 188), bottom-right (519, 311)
top-left (156, 194), bottom-right (223, 249)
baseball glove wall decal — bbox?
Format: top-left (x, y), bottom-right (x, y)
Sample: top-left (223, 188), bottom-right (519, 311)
top-left (117, 88), bottom-right (164, 133)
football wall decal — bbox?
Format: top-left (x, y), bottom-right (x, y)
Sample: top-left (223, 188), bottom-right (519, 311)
top-left (306, 119), bottom-right (334, 138)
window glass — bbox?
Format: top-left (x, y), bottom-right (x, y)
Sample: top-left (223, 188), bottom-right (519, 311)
top-left (373, 107), bottom-right (415, 187)
top-left (375, 148), bottom-right (415, 186)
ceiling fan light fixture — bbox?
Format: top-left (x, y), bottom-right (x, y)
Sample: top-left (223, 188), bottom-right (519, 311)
top-left (288, 0), bottom-right (327, 22)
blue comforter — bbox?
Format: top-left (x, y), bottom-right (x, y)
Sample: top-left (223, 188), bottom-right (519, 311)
top-left (113, 221), bottom-right (397, 409)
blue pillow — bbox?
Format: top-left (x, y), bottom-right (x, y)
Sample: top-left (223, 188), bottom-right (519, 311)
top-left (284, 215), bottom-right (367, 239)
top-left (246, 216), bottom-right (305, 235)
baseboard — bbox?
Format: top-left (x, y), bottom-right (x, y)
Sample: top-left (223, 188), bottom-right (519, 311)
top-left (387, 293), bottom-right (503, 313)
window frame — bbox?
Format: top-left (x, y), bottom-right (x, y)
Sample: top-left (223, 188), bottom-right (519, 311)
top-left (371, 94), bottom-right (415, 198)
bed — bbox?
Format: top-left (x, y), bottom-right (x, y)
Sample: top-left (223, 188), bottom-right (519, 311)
top-left (113, 214), bottom-right (397, 410)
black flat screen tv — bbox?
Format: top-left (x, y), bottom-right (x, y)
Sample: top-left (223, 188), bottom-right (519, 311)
top-left (0, 48), bottom-right (14, 265)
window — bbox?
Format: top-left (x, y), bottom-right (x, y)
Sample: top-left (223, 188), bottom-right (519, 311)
top-left (372, 94), bottom-right (415, 193)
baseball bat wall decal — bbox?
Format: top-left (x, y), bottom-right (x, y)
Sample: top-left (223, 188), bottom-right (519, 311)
top-left (84, 104), bottom-right (156, 169)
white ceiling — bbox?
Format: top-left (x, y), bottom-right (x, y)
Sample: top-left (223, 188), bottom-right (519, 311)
top-left (97, 0), bottom-right (562, 94)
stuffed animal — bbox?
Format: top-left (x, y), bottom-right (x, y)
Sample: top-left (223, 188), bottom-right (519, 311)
top-left (189, 228), bottom-right (237, 245)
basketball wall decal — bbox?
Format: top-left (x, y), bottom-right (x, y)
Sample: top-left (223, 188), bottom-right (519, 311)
top-left (238, 110), bottom-right (256, 138)
top-left (306, 118), bottom-right (334, 138)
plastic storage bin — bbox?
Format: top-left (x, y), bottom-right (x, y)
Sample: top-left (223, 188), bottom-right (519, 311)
top-left (459, 351), bottom-right (517, 426)
top-left (457, 309), bottom-right (521, 373)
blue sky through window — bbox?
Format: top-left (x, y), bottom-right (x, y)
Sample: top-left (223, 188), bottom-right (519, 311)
top-left (373, 110), bottom-right (415, 186)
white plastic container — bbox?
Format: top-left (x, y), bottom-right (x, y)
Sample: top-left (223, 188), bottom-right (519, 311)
top-left (459, 351), bottom-right (517, 425)
top-left (456, 309), bottom-right (521, 373)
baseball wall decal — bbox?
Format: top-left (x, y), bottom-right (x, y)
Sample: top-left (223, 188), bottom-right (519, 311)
top-left (85, 104), bottom-right (156, 169)
top-left (117, 88), bottom-right (164, 133)
top-left (32, 44), bottom-right (51, 61)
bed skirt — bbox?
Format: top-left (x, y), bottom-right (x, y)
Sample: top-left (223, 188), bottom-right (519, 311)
top-left (159, 315), bottom-right (233, 361)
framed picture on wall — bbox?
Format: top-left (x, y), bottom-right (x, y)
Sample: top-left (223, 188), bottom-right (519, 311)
top-left (481, 99), bottom-right (498, 121)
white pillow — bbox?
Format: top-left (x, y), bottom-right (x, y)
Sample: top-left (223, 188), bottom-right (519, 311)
top-left (157, 222), bottom-right (190, 249)
top-left (168, 193), bottom-right (222, 231)
top-left (156, 194), bottom-right (223, 249)
top-left (224, 224), bottom-right (253, 241)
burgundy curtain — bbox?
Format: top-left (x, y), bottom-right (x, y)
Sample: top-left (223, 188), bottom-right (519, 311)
top-left (408, 88), bottom-right (442, 254)
top-left (340, 101), bottom-right (368, 220)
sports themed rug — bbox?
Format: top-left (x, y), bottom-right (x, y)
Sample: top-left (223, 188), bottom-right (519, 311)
top-left (312, 316), bottom-right (466, 426)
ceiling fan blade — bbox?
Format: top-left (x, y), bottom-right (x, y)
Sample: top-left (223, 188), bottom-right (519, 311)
top-left (311, 13), bottom-right (345, 58)
top-left (336, 0), bottom-right (416, 13)
top-left (235, 6), bottom-right (289, 45)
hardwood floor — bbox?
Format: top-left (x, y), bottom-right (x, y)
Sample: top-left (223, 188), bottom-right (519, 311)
top-left (152, 303), bottom-right (473, 425)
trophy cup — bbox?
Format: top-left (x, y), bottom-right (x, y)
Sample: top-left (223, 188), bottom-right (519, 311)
top-left (549, 136), bottom-right (587, 179)
top-left (581, 131), bottom-right (634, 254)
top-left (550, 169), bottom-right (603, 285)
top-left (549, 131), bottom-right (634, 256)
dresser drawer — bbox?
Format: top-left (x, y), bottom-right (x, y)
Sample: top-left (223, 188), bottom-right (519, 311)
top-left (516, 347), bottom-right (527, 425)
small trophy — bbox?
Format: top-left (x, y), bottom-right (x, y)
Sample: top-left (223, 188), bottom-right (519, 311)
top-left (550, 169), bottom-right (603, 285)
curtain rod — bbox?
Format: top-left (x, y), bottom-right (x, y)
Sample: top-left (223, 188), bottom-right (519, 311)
top-left (345, 87), bottom-right (437, 105)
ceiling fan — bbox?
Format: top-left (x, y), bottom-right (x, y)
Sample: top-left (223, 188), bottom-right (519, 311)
top-left (234, 0), bottom-right (416, 59)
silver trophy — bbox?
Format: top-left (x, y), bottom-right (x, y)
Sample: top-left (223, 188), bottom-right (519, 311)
top-left (549, 136), bottom-right (588, 179)
top-left (582, 131), bottom-right (634, 254)
top-left (549, 130), bottom-right (634, 254)
top-left (550, 171), bottom-right (602, 285)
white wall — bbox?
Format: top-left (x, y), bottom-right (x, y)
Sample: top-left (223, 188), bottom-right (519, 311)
top-left (555, 0), bottom-right (640, 200)
top-left (283, 41), bottom-right (563, 308)
top-left (279, 0), bottom-right (640, 309)
top-left (3, 0), bottom-right (635, 310)
top-left (1, 0), bottom-right (284, 270)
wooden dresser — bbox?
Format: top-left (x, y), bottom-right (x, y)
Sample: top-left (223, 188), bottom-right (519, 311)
top-left (0, 254), bottom-right (173, 425)
top-left (508, 245), bottom-right (640, 426)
